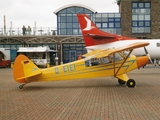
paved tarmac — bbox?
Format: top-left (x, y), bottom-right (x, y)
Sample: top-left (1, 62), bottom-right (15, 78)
top-left (0, 65), bottom-right (160, 120)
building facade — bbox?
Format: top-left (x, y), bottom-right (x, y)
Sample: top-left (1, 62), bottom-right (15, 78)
top-left (118, 0), bottom-right (160, 39)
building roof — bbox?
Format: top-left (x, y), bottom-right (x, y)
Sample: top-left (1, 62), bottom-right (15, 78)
top-left (54, 4), bottom-right (97, 14)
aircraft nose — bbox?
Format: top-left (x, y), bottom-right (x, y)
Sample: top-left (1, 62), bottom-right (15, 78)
top-left (136, 56), bottom-right (149, 68)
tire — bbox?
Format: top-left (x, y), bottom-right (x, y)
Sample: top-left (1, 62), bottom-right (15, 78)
top-left (127, 79), bottom-right (136, 88)
top-left (19, 85), bottom-right (23, 89)
top-left (118, 79), bottom-right (126, 85)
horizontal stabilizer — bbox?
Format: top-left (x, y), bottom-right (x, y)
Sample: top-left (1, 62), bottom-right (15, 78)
top-left (85, 34), bottom-right (116, 39)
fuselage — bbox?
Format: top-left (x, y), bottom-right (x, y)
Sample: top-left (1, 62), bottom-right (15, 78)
top-left (86, 39), bottom-right (160, 59)
top-left (26, 56), bottom-right (139, 83)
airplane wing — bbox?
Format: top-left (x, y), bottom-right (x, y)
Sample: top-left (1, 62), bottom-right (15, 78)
top-left (82, 49), bottom-right (103, 58)
top-left (83, 42), bottom-right (149, 82)
top-left (83, 42), bottom-right (149, 60)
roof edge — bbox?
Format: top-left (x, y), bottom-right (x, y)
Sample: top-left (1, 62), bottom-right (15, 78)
top-left (53, 4), bottom-right (97, 14)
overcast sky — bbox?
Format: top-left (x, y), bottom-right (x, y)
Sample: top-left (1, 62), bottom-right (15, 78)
top-left (0, 0), bottom-right (119, 28)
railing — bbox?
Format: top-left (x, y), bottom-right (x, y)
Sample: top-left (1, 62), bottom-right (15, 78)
top-left (0, 27), bottom-right (57, 36)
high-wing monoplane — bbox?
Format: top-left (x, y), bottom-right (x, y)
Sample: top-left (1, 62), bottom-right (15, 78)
top-left (13, 42), bottom-right (149, 89)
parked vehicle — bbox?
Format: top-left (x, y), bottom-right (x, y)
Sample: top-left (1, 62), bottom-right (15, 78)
top-left (0, 50), bottom-right (11, 67)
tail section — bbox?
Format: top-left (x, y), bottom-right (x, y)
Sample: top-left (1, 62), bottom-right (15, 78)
top-left (13, 54), bottom-right (41, 83)
top-left (77, 14), bottom-right (137, 47)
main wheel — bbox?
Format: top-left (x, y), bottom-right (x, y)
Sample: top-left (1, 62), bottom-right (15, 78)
top-left (127, 79), bottom-right (136, 88)
top-left (118, 79), bottom-right (126, 85)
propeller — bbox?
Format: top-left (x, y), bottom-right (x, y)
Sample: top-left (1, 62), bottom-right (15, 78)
top-left (144, 47), bottom-right (155, 67)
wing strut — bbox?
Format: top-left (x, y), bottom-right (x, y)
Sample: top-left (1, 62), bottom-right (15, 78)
top-left (113, 50), bottom-right (133, 77)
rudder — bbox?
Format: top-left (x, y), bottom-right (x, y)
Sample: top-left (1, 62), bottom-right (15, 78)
top-left (13, 54), bottom-right (41, 83)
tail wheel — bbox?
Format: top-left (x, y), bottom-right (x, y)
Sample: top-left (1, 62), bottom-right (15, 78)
top-left (127, 79), bottom-right (136, 88)
top-left (118, 79), bottom-right (126, 85)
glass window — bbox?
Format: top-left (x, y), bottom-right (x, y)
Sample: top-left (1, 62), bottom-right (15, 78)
top-left (73, 23), bottom-right (79, 28)
top-left (96, 23), bottom-right (101, 27)
top-left (60, 23), bottom-right (66, 28)
top-left (60, 16), bottom-right (66, 22)
top-left (138, 27), bottom-right (144, 33)
top-left (84, 9), bottom-right (92, 13)
top-left (145, 21), bottom-right (150, 26)
top-left (138, 15), bottom-right (144, 20)
top-left (67, 23), bottom-right (72, 28)
top-left (102, 17), bottom-right (108, 22)
top-left (73, 29), bottom-right (78, 35)
top-left (132, 15), bottom-right (138, 20)
top-left (115, 18), bottom-right (120, 21)
top-left (59, 9), bottom-right (66, 13)
top-left (145, 15), bottom-right (150, 20)
top-left (132, 27), bottom-right (137, 33)
top-left (115, 22), bottom-right (120, 28)
top-left (11, 45), bottom-right (17, 50)
top-left (96, 14), bottom-right (101, 17)
top-left (102, 14), bottom-right (107, 17)
top-left (60, 14), bottom-right (66, 16)
top-left (139, 3), bottom-right (144, 8)
top-left (67, 7), bottom-right (75, 13)
top-left (132, 3), bottom-right (138, 8)
top-left (139, 22), bottom-right (144, 26)
top-left (132, 9), bottom-right (138, 14)
top-left (76, 7), bottom-right (83, 13)
top-left (4, 45), bottom-right (10, 48)
top-left (132, 21), bottom-right (138, 26)
top-left (66, 29), bottom-right (72, 35)
top-left (108, 13), bottom-right (114, 17)
top-left (132, 2), bottom-right (151, 34)
top-left (145, 3), bottom-right (150, 8)
top-left (102, 23), bottom-right (107, 27)
top-left (60, 29), bottom-right (66, 35)
top-left (145, 27), bottom-right (150, 33)
top-left (17, 45), bottom-right (23, 49)
top-left (115, 13), bottom-right (120, 17)
top-left (139, 9), bottom-right (146, 14)
top-left (145, 9), bottom-right (150, 14)
top-left (67, 16), bottom-right (72, 22)
top-left (73, 16), bottom-right (78, 22)
top-left (116, 28), bottom-right (121, 35)
top-left (95, 17), bottom-right (102, 22)
top-left (108, 18), bottom-right (114, 22)
top-left (109, 23), bottom-right (114, 28)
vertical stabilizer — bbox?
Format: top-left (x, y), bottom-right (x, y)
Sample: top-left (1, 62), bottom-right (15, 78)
top-left (77, 14), bottom-right (137, 47)
top-left (13, 55), bottom-right (41, 83)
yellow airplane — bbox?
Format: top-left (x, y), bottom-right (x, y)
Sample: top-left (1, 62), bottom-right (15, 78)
top-left (13, 42), bottom-right (149, 89)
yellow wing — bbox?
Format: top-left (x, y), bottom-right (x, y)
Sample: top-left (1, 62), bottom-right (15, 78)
top-left (83, 42), bottom-right (149, 59)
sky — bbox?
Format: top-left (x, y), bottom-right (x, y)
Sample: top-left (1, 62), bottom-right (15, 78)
top-left (0, 0), bottom-right (119, 29)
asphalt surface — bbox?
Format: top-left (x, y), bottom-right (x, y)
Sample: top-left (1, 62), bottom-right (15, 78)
top-left (0, 65), bottom-right (160, 120)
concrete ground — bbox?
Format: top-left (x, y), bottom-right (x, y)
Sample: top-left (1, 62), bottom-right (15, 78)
top-left (0, 65), bottom-right (160, 120)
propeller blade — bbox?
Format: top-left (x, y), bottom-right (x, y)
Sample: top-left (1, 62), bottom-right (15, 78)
top-left (144, 47), bottom-right (154, 67)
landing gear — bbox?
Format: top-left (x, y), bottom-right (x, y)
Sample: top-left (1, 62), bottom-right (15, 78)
top-left (118, 79), bottom-right (126, 85)
top-left (126, 79), bottom-right (136, 88)
top-left (118, 79), bottom-right (136, 88)
top-left (19, 83), bottom-right (27, 89)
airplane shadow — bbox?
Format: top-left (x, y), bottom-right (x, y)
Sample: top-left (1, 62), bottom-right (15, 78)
top-left (18, 83), bottom-right (126, 91)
